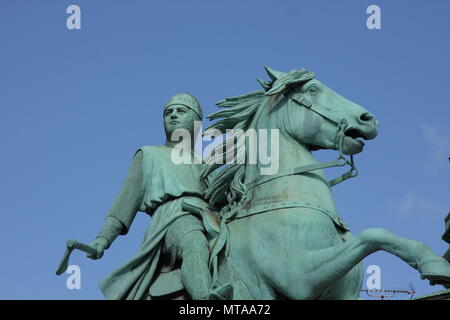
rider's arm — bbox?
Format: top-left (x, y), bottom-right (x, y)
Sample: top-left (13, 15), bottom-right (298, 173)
top-left (96, 150), bottom-right (144, 248)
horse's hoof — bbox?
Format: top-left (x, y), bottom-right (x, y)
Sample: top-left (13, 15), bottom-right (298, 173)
top-left (419, 258), bottom-right (450, 286)
top-left (420, 274), bottom-right (450, 286)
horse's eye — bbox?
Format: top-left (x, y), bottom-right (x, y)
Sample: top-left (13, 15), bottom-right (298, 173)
top-left (308, 86), bottom-right (319, 95)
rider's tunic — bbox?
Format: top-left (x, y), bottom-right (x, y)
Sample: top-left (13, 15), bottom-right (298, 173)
top-left (99, 145), bottom-right (207, 300)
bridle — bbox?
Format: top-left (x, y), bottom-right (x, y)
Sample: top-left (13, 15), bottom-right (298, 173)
top-left (245, 90), bottom-right (359, 190)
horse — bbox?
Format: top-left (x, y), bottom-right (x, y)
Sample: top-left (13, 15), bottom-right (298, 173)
top-left (189, 66), bottom-right (450, 300)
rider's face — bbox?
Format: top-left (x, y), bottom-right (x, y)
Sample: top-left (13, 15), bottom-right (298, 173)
top-left (163, 104), bottom-right (197, 137)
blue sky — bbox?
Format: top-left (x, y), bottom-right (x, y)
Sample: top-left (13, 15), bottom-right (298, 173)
top-left (0, 0), bottom-right (449, 299)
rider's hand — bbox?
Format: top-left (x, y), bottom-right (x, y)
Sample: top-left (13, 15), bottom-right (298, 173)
top-left (87, 237), bottom-right (109, 260)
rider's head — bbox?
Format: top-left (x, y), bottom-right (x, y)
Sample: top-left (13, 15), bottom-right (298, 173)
top-left (163, 92), bottom-right (202, 141)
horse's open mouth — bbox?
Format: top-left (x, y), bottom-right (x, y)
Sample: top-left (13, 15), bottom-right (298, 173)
top-left (344, 128), bottom-right (367, 146)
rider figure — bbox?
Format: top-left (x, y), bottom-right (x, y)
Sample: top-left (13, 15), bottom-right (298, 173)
top-left (88, 93), bottom-right (231, 299)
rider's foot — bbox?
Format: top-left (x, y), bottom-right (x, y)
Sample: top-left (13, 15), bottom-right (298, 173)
top-left (208, 283), bottom-right (233, 300)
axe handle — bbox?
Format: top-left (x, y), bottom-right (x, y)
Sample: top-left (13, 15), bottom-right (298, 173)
top-left (55, 239), bottom-right (98, 275)
top-left (67, 239), bottom-right (98, 257)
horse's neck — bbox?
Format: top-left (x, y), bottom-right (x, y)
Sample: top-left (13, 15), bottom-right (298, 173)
top-left (244, 133), bottom-right (325, 181)
top-left (244, 124), bottom-right (338, 215)
top-left (244, 106), bottom-right (322, 181)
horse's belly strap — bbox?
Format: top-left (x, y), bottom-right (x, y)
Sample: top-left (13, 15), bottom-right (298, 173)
top-left (234, 200), bottom-right (350, 232)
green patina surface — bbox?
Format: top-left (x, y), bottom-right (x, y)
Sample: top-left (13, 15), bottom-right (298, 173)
top-left (57, 67), bottom-right (450, 300)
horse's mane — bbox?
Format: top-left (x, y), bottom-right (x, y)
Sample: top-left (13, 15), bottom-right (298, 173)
top-left (201, 66), bottom-right (315, 210)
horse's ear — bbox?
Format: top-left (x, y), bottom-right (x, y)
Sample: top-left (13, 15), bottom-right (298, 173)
top-left (264, 66), bottom-right (286, 81)
top-left (257, 78), bottom-right (271, 90)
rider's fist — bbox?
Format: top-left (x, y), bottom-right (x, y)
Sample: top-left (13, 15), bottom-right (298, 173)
top-left (87, 237), bottom-right (109, 260)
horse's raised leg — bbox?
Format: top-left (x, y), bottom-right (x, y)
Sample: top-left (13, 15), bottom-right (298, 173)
top-left (358, 228), bottom-right (450, 286)
top-left (272, 228), bottom-right (450, 299)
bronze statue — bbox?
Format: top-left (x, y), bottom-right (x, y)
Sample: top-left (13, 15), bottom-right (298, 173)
top-left (57, 67), bottom-right (450, 300)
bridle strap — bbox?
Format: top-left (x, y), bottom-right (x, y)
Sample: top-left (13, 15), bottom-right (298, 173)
top-left (247, 157), bottom-right (347, 189)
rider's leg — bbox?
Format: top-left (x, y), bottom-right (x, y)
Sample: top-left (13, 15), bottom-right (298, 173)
top-left (178, 230), bottom-right (212, 300)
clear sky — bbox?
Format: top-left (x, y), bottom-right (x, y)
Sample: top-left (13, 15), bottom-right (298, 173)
top-left (0, 0), bottom-right (449, 300)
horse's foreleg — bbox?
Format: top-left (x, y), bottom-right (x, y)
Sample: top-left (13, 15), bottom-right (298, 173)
top-left (294, 231), bottom-right (375, 298)
top-left (278, 228), bottom-right (450, 299)
top-left (357, 228), bottom-right (450, 286)
top-left (269, 229), bottom-right (373, 299)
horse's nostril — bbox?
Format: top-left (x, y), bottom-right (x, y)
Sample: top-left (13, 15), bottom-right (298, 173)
top-left (360, 112), bottom-right (374, 122)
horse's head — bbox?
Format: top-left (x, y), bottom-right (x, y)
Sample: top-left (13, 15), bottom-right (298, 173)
top-left (262, 67), bottom-right (379, 155)
top-left (202, 66), bottom-right (380, 207)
